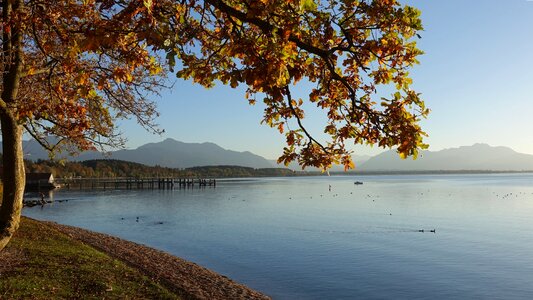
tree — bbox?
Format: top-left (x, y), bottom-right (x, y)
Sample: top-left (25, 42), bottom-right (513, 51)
top-left (163, 0), bottom-right (428, 169)
top-left (0, 0), bottom-right (165, 250)
top-left (0, 0), bottom-right (426, 250)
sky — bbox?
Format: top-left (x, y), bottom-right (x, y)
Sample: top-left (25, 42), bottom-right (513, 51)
top-left (117, 0), bottom-right (533, 160)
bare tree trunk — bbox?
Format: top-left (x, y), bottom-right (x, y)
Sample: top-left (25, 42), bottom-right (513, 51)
top-left (0, 116), bottom-right (25, 251)
top-left (0, 0), bottom-right (25, 251)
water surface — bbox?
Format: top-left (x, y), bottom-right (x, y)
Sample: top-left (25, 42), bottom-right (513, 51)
top-left (24, 174), bottom-right (533, 299)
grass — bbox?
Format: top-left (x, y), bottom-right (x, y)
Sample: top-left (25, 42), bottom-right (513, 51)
top-left (0, 217), bottom-right (180, 299)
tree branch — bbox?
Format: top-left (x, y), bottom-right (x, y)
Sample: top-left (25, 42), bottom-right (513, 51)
top-left (284, 86), bottom-right (328, 153)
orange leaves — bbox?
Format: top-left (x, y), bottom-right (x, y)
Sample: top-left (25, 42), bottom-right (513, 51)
top-left (25, 67), bottom-right (37, 76)
top-left (97, 78), bottom-right (108, 91)
top-left (75, 72), bottom-right (90, 86)
top-left (342, 156), bottom-right (355, 172)
top-left (7, 0), bottom-right (168, 155)
top-left (277, 123), bottom-right (284, 134)
top-left (112, 67), bottom-right (134, 83)
top-left (11, 0), bottom-right (424, 170)
top-left (154, 0), bottom-right (426, 171)
top-left (374, 0), bottom-right (398, 6)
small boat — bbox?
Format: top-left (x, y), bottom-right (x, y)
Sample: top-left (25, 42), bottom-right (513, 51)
top-left (354, 181), bottom-right (363, 185)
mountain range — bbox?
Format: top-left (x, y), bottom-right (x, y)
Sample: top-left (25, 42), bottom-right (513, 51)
top-left (10, 139), bottom-right (533, 171)
top-left (19, 138), bottom-right (274, 169)
top-left (359, 143), bottom-right (533, 171)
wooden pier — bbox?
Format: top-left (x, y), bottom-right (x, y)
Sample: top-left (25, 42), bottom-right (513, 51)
top-left (55, 177), bottom-right (216, 190)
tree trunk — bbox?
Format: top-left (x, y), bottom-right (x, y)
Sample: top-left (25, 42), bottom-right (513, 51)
top-left (0, 115), bottom-right (25, 251)
top-left (0, 0), bottom-right (25, 251)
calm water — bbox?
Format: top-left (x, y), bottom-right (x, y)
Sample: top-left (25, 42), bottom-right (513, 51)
top-left (24, 174), bottom-right (533, 299)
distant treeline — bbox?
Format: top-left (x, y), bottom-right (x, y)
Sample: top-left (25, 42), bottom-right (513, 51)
top-left (24, 159), bottom-right (302, 178)
top-left (186, 166), bottom-right (298, 177)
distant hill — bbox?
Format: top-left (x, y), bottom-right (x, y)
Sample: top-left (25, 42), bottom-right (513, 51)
top-left (25, 159), bottom-right (299, 178)
top-left (14, 140), bottom-right (533, 171)
top-left (26, 159), bottom-right (181, 178)
top-left (359, 144), bottom-right (533, 171)
top-left (14, 138), bottom-right (275, 169)
top-left (21, 139), bottom-right (58, 161)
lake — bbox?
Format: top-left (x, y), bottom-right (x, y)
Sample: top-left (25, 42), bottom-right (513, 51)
top-left (23, 174), bottom-right (533, 299)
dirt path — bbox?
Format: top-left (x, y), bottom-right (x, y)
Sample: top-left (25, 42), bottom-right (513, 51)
top-left (41, 220), bottom-right (271, 300)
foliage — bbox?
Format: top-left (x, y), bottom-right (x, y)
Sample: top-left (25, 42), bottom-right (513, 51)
top-left (155, 0), bottom-right (428, 170)
top-left (5, 0), bottom-right (167, 155)
top-left (1, 0), bottom-right (174, 250)
top-left (1, 0), bottom-right (427, 249)
top-left (3, 0), bottom-right (426, 170)
top-left (0, 218), bottom-right (178, 299)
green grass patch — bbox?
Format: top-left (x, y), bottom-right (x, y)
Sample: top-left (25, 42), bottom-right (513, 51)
top-left (0, 217), bottom-right (179, 299)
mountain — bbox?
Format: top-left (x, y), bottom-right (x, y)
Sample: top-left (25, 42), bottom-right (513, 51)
top-left (14, 138), bottom-right (275, 169)
top-left (21, 139), bottom-right (55, 161)
top-left (12, 140), bottom-right (533, 171)
top-left (359, 144), bottom-right (533, 171)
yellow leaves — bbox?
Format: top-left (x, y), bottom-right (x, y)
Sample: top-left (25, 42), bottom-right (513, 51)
top-left (143, 0), bottom-right (153, 13)
top-left (76, 72), bottom-right (90, 85)
top-left (26, 67), bottom-right (37, 76)
top-left (372, 68), bottom-right (393, 84)
top-left (299, 0), bottom-right (317, 12)
top-left (149, 65), bottom-right (163, 76)
top-left (87, 89), bottom-right (99, 99)
top-left (276, 64), bottom-right (290, 87)
top-left (67, 41), bottom-right (81, 59)
top-left (343, 159), bottom-right (355, 172)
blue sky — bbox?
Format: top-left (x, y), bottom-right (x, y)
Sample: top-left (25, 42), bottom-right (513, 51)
top-left (119, 0), bottom-right (533, 160)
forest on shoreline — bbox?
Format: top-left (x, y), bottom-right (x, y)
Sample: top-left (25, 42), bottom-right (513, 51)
top-left (24, 159), bottom-right (302, 179)
top-left (18, 156), bottom-right (533, 180)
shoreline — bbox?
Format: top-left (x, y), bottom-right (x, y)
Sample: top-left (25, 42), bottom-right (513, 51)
top-left (18, 217), bottom-right (270, 300)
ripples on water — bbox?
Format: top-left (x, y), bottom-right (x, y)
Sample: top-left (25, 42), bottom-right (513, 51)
top-left (24, 174), bottom-right (533, 299)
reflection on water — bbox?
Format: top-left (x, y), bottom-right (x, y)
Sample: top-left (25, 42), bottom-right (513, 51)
top-left (24, 174), bottom-right (533, 299)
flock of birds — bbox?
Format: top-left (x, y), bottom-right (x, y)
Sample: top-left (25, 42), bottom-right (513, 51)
top-left (36, 179), bottom-right (528, 235)
top-left (287, 181), bottom-right (440, 234)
